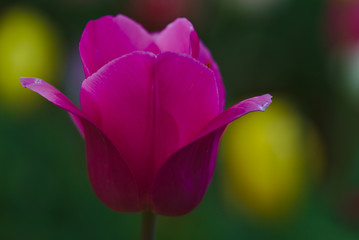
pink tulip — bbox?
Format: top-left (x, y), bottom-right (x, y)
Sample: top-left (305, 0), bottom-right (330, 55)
top-left (21, 15), bottom-right (271, 216)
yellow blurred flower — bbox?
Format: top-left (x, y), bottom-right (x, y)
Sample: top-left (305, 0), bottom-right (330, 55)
top-left (221, 98), bottom-right (324, 221)
top-left (0, 7), bottom-right (62, 113)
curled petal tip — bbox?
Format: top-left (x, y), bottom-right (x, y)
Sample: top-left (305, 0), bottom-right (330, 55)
top-left (20, 77), bottom-right (44, 88)
top-left (257, 94), bottom-right (272, 111)
top-left (248, 93), bottom-right (272, 112)
top-left (263, 93), bottom-right (273, 101)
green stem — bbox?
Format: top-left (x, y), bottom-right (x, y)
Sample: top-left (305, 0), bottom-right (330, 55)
top-left (141, 211), bottom-right (157, 240)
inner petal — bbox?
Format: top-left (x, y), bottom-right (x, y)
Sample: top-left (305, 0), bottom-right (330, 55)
top-left (152, 52), bottom-right (220, 173)
top-left (80, 14), bottom-right (160, 77)
top-left (154, 18), bottom-right (199, 59)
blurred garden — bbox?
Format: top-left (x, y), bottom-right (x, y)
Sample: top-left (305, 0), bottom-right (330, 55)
top-left (1, 0), bottom-right (359, 239)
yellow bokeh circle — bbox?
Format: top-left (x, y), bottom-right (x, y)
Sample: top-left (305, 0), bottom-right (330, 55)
top-left (0, 7), bottom-right (61, 113)
top-left (221, 98), bottom-right (324, 220)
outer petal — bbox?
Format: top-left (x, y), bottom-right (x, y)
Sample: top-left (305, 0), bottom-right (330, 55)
top-left (20, 77), bottom-right (140, 212)
top-left (198, 41), bottom-right (225, 111)
top-left (82, 120), bottom-right (140, 212)
top-left (20, 78), bottom-right (86, 119)
top-left (150, 94), bottom-right (272, 216)
top-left (154, 18), bottom-right (199, 59)
top-left (197, 94), bottom-right (272, 140)
top-left (79, 14), bottom-right (160, 77)
top-left (151, 127), bottom-right (225, 216)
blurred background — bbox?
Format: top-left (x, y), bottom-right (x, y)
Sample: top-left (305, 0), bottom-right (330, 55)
top-left (0, 0), bottom-right (359, 239)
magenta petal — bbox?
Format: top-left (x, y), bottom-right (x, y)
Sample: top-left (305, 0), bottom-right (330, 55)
top-left (197, 94), bottom-right (273, 140)
top-left (20, 78), bottom-right (86, 120)
top-left (198, 42), bottom-right (225, 111)
top-left (80, 52), bottom-right (157, 204)
top-left (20, 77), bottom-right (140, 212)
top-left (82, 120), bottom-right (140, 212)
top-left (150, 127), bottom-right (225, 216)
top-left (79, 14), bottom-right (160, 77)
top-left (21, 78), bottom-right (85, 136)
top-left (155, 18), bottom-right (199, 58)
top-left (153, 52), bottom-right (220, 171)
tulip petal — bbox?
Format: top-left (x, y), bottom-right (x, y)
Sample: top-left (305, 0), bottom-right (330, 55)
top-left (198, 42), bottom-right (225, 111)
top-left (79, 14), bottom-right (160, 77)
top-left (197, 94), bottom-right (273, 140)
top-left (155, 18), bottom-right (199, 59)
top-left (20, 77), bottom-right (140, 212)
top-left (150, 94), bottom-right (272, 216)
top-left (21, 78), bottom-right (85, 136)
top-left (153, 52), bottom-right (220, 171)
top-left (82, 120), bottom-right (140, 212)
top-left (80, 52), bottom-right (158, 205)
top-left (20, 77), bottom-right (86, 120)
top-left (151, 127), bottom-right (225, 216)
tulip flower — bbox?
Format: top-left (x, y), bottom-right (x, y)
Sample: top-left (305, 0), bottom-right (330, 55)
top-left (21, 14), bottom-right (271, 238)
